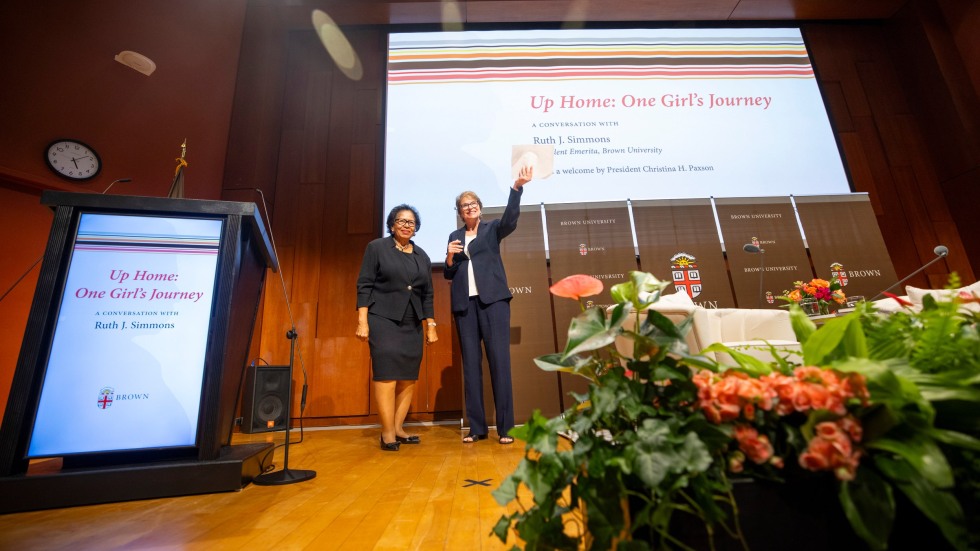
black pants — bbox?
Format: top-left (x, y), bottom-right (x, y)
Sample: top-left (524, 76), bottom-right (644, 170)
top-left (455, 297), bottom-right (514, 436)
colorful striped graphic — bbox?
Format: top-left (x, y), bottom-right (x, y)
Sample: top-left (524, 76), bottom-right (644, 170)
top-left (388, 36), bottom-right (814, 84)
top-left (74, 229), bottom-right (221, 256)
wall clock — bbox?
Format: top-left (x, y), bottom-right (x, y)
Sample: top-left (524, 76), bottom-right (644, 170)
top-left (45, 139), bottom-right (102, 181)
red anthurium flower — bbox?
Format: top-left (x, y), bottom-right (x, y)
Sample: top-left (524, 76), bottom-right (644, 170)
top-left (958, 291), bottom-right (979, 304)
top-left (550, 274), bottom-right (603, 300)
top-left (882, 291), bottom-right (914, 307)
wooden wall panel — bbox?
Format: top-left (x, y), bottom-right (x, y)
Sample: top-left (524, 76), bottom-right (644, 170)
top-left (348, 144), bottom-right (377, 235)
top-left (806, 22), bottom-right (975, 285)
top-left (223, 5), bottom-right (288, 203)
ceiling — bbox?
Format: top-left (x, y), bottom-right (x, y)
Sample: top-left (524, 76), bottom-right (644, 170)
top-left (261, 0), bottom-right (911, 26)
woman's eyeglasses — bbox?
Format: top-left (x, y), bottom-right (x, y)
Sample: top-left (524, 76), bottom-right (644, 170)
top-left (394, 219), bottom-right (416, 228)
top-left (459, 201), bottom-right (480, 211)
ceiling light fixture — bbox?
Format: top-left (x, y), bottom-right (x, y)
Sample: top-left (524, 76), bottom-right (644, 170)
top-left (311, 10), bottom-right (363, 81)
top-left (114, 50), bottom-right (156, 76)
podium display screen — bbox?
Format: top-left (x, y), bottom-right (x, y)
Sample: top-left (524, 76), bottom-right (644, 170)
top-left (26, 213), bottom-right (223, 458)
top-left (384, 27), bottom-right (851, 260)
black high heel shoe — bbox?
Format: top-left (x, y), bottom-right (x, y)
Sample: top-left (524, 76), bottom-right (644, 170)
top-left (395, 435), bottom-right (420, 444)
top-left (380, 436), bottom-right (401, 451)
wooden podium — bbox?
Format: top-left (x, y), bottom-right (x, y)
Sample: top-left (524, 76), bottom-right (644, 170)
top-left (0, 192), bottom-right (278, 513)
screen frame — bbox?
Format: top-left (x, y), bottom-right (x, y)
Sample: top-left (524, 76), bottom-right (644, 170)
top-left (380, 22), bottom-right (855, 265)
top-left (21, 210), bottom-right (226, 464)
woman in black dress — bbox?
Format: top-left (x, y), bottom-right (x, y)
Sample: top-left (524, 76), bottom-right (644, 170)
top-left (356, 205), bottom-right (438, 451)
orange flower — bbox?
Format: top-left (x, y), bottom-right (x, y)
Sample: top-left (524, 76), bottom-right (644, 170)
top-left (734, 424), bottom-right (774, 464)
top-left (799, 417), bottom-right (863, 481)
top-left (768, 366), bottom-right (867, 416)
top-left (549, 274), bottom-right (603, 300)
top-left (693, 370), bottom-right (776, 423)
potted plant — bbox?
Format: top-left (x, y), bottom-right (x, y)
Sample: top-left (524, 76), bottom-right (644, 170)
top-left (492, 271), bottom-right (980, 550)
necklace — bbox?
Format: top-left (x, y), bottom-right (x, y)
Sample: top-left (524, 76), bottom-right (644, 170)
top-left (395, 241), bottom-right (412, 253)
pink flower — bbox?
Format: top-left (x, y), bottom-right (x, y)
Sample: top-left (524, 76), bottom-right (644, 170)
top-left (769, 367), bottom-right (868, 416)
top-left (799, 417), bottom-right (863, 481)
top-left (549, 275), bottom-right (603, 300)
top-left (734, 424), bottom-right (774, 465)
top-left (693, 370), bottom-right (776, 423)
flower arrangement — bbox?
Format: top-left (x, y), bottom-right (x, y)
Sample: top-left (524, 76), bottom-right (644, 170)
top-left (781, 277), bottom-right (847, 315)
top-left (492, 271), bottom-right (980, 550)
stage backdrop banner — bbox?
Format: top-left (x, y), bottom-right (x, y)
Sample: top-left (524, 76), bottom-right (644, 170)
top-left (794, 194), bottom-right (897, 302)
top-left (478, 205), bottom-right (561, 426)
top-left (632, 198), bottom-right (735, 308)
top-left (544, 201), bottom-right (637, 403)
top-left (714, 196), bottom-right (812, 309)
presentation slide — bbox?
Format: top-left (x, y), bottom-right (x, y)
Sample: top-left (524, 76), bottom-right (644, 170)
top-left (383, 27), bottom-right (851, 259)
top-left (27, 213), bottom-right (223, 458)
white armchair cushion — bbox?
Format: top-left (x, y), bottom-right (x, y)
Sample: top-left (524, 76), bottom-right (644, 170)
top-left (707, 308), bottom-right (798, 343)
top-left (906, 280), bottom-right (980, 312)
top-left (615, 299), bottom-right (803, 365)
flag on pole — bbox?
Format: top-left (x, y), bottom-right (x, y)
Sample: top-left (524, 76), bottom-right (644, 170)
top-left (167, 139), bottom-right (187, 199)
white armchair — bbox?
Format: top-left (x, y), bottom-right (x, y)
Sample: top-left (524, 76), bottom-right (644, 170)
top-left (616, 291), bottom-right (802, 365)
top-left (871, 280), bottom-right (980, 314)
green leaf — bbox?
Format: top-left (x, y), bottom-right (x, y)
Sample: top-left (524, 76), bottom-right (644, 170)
top-left (839, 467), bottom-right (895, 551)
top-left (928, 428), bottom-right (980, 451)
top-left (802, 310), bottom-right (870, 363)
top-left (533, 352), bottom-right (596, 377)
top-left (491, 515), bottom-right (513, 544)
top-left (699, 343), bottom-right (773, 375)
top-left (866, 435), bottom-right (953, 489)
top-left (917, 385), bottom-right (980, 403)
top-left (789, 304), bottom-right (816, 343)
top-left (610, 271), bottom-right (670, 310)
top-left (563, 307), bottom-right (615, 357)
top-left (841, 313), bottom-right (869, 357)
top-left (873, 455), bottom-right (970, 550)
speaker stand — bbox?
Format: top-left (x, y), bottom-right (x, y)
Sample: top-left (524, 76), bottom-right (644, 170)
top-left (253, 328), bottom-right (316, 485)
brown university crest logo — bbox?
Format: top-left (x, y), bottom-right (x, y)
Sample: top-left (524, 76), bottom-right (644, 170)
top-left (830, 262), bottom-right (849, 286)
top-left (98, 387), bottom-right (114, 409)
top-left (670, 252), bottom-right (702, 299)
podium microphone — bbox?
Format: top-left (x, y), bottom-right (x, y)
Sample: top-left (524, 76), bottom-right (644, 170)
top-left (871, 245), bottom-right (949, 301)
top-left (100, 178), bottom-right (133, 194)
top-left (743, 244), bottom-right (765, 308)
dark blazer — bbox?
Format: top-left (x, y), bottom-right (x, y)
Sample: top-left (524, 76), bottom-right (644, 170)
top-left (357, 236), bottom-right (434, 322)
top-left (444, 186), bottom-right (523, 314)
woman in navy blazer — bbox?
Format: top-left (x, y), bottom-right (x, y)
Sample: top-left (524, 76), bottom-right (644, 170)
top-left (357, 204), bottom-right (438, 451)
top-left (444, 167), bottom-right (533, 444)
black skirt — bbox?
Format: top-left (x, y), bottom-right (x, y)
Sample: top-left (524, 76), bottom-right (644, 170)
top-left (368, 305), bottom-right (423, 381)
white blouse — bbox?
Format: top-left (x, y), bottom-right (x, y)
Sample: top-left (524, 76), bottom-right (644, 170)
top-left (464, 234), bottom-right (479, 297)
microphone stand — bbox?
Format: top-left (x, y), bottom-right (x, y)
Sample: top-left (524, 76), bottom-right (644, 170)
top-left (756, 250), bottom-right (765, 308)
top-left (251, 188), bottom-right (315, 486)
top-left (870, 251), bottom-right (949, 301)
top-left (252, 327), bottom-right (315, 485)
top-left (743, 244), bottom-right (765, 308)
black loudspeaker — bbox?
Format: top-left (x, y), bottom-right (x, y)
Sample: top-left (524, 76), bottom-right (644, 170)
top-left (241, 365), bottom-right (291, 434)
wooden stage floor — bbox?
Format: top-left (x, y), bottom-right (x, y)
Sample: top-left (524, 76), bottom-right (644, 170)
top-left (0, 424), bottom-right (528, 550)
